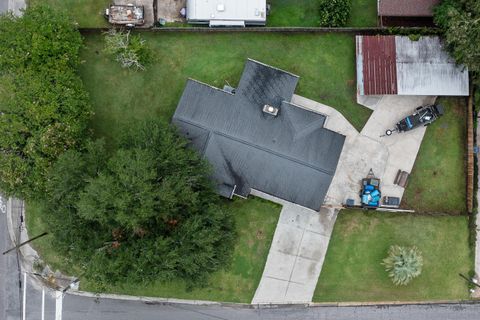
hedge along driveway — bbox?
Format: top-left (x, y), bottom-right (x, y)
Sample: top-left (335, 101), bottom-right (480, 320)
top-left (79, 33), bottom-right (371, 143)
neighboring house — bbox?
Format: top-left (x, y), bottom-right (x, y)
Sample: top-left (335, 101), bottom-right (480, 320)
top-left (186, 0), bottom-right (266, 27)
top-left (172, 59), bottom-right (345, 210)
top-left (377, 0), bottom-right (440, 27)
top-left (356, 35), bottom-right (469, 96)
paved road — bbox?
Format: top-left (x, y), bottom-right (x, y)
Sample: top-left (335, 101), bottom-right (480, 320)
top-left (29, 296), bottom-right (480, 320)
top-left (2, 194), bottom-right (480, 319)
top-left (0, 194), bottom-right (21, 320)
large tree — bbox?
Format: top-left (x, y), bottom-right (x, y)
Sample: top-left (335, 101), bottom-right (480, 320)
top-left (0, 5), bottom-right (92, 199)
top-left (434, 0), bottom-right (480, 79)
top-left (43, 122), bottom-right (235, 287)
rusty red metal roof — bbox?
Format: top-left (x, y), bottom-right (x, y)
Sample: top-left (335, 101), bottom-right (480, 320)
top-left (359, 36), bottom-right (398, 95)
top-left (378, 0), bottom-right (440, 17)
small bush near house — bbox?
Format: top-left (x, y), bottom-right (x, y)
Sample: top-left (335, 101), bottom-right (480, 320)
top-left (318, 0), bottom-right (352, 27)
top-left (103, 29), bottom-right (152, 70)
top-left (382, 245), bottom-right (423, 286)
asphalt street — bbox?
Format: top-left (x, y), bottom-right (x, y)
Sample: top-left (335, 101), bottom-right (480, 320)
top-left (2, 193), bottom-right (480, 320)
top-left (0, 194), bottom-right (21, 320)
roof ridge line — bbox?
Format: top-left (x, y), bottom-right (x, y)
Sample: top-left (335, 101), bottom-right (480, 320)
top-left (176, 116), bottom-right (335, 176)
top-left (246, 58), bottom-right (300, 79)
top-left (186, 78), bottom-right (235, 95)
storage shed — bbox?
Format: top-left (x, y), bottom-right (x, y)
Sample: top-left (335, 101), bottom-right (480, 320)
top-left (186, 0), bottom-right (266, 27)
top-left (378, 0), bottom-right (440, 27)
top-left (356, 36), bottom-right (469, 96)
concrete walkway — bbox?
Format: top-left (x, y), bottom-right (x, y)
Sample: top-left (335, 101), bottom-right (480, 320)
top-left (293, 94), bottom-right (436, 207)
top-left (251, 190), bottom-right (337, 304)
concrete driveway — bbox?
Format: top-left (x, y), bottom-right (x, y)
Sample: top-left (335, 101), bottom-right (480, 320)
top-left (294, 94), bottom-right (436, 207)
top-left (251, 191), bottom-right (337, 304)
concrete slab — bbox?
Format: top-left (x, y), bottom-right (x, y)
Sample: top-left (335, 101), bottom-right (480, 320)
top-left (298, 231), bottom-right (329, 261)
top-left (290, 257), bottom-right (323, 285)
top-left (157, 0), bottom-right (186, 22)
top-left (253, 277), bottom-right (289, 302)
top-left (357, 94), bottom-right (383, 110)
top-left (261, 251), bottom-right (297, 280)
top-left (272, 224), bottom-right (304, 256)
top-left (293, 95), bottom-right (436, 207)
top-left (251, 190), bottom-right (337, 304)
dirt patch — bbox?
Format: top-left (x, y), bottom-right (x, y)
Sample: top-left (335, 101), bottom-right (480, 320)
top-left (157, 0), bottom-right (186, 22)
top-left (342, 215), bottom-right (362, 236)
top-left (256, 229), bottom-right (265, 240)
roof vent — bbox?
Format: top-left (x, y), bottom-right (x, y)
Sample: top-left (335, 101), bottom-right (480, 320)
top-left (263, 104), bottom-right (279, 116)
top-left (217, 4), bottom-right (225, 12)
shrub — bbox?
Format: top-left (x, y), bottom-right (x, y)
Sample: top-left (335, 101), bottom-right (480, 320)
top-left (382, 245), bottom-right (423, 285)
top-left (318, 0), bottom-right (351, 27)
top-left (103, 29), bottom-right (152, 70)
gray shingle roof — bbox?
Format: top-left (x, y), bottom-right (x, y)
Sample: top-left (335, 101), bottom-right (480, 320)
top-left (172, 59), bottom-right (345, 210)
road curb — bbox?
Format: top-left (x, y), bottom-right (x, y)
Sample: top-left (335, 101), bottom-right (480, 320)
top-left (6, 197), bottom-right (480, 307)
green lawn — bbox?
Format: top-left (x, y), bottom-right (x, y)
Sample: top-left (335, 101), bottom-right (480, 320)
top-left (28, 0), bottom-right (109, 28)
top-left (267, 0), bottom-right (377, 27)
top-left (79, 33), bottom-right (370, 142)
top-left (27, 196), bottom-right (281, 302)
top-left (402, 97), bottom-right (467, 214)
top-left (30, 0), bottom-right (377, 28)
top-left (314, 210), bottom-right (472, 302)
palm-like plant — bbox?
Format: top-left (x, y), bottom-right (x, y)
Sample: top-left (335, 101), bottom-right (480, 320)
top-left (382, 245), bottom-right (423, 286)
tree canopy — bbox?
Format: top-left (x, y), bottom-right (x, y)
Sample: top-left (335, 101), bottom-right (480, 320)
top-left (43, 121), bottom-right (235, 287)
top-left (0, 5), bottom-right (92, 199)
top-left (434, 0), bottom-right (480, 79)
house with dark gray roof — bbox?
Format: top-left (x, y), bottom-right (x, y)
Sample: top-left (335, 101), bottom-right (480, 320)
top-left (172, 59), bottom-right (345, 210)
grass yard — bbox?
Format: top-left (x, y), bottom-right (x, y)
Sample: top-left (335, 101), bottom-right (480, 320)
top-left (314, 210), bottom-right (472, 302)
top-left (28, 0), bottom-right (109, 28)
top-left (268, 0), bottom-right (377, 27)
top-left (29, 0), bottom-right (377, 28)
top-left (27, 197), bottom-right (281, 303)
top-left (402, 97), bottom-right (467, 214)
top-left (79, 33), bottom-right (370, 142)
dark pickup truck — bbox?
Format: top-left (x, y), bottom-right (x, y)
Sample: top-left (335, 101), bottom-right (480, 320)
top-left (395, 104), bottom-right (444, 133)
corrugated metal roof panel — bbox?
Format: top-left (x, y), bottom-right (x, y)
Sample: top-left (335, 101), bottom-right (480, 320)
top-left (356, 35), bottom-right (469, 96)
top-left (358, 35), bottom-right (398, 95)
top-left (395, 36), bottom-right (469, 96)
